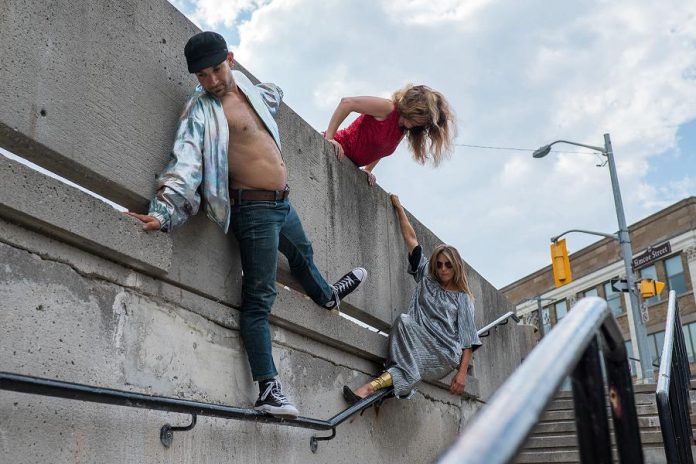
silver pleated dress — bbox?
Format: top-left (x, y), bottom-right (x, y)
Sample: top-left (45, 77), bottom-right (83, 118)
top-left (386, 250), bottom-right (482, 397)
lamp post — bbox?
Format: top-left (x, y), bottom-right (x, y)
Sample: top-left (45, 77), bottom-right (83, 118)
top-left (533, 133), bottom-right (653, 383)
top-left (517, 296), bottom-right (555, 339)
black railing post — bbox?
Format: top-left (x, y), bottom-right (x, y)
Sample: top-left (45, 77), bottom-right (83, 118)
top-left (570, 336), bottom-right (612, 463)
top-left (601, 321), bottom-right (644, 463)
top-left (670, 305), bottom-right (693, 463)
top-left (657, 292), bottom-right (695, 464)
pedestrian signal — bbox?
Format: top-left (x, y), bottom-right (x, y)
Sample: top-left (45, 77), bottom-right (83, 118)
top-left (550, 239), bottom-right (572, 288)
top-left (640, 279), bottom-right (665, 299)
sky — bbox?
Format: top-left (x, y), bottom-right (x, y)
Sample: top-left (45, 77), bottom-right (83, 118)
top-left (166, 0), bottom-right (696, 289)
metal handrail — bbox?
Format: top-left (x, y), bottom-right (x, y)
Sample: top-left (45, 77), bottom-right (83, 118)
top-left (438, 297), bottom-right (643, 464)
top-left (477, 311), bottom-right (520, 338)
top-left (0, 371), bottom-right (392, 452)
top-left (0, 315), bottom-right (504, 451)
top-left (656, 290), bottom-right (694, 463)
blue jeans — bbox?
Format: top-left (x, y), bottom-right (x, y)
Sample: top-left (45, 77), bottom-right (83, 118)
top-left (230, 198), bottom-right (334, 381)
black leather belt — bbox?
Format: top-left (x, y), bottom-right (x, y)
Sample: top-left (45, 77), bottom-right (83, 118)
top-left (230, 186), bottom-right (289, 205)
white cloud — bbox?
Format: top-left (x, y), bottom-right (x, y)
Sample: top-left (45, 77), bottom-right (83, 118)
top-left (172, 0), bottom-right (696, 287)
top-left (171, 0), bottom-right (270, 29)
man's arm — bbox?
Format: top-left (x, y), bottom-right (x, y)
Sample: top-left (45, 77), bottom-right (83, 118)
top-left (450, 348), bottom-right (473, 395)
top-left (129, 95), bottom-right (206, 232)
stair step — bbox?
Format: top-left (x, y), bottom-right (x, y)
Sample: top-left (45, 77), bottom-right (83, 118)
top-left (516, 446), bottom-right (694, 464)
top-left (529, 415), bottom-right (673, 436)
top-left (524, 430), bottom-right (666, 449)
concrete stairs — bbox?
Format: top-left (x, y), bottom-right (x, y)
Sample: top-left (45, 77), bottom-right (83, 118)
top-left (515, 383), bottom-right (696, 463)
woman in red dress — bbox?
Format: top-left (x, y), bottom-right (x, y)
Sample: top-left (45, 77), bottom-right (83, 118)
top-left (323, 84), bottom-right (456, 186)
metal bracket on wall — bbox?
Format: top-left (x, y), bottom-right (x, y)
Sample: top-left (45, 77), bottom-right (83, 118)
top-left (160, 413), bottom-right (197, 448)
top-left (310, 428), bottom-right (336, 453)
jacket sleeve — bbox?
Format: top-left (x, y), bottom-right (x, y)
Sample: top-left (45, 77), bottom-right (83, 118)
top-left (256, 82), bottom-right (284, 118)
top-left (458, 294), bottom-right (482, 352)
top-left (407, 245), bottom-right (427, 283)
top-left (147, 95), bottom-right (205, 232)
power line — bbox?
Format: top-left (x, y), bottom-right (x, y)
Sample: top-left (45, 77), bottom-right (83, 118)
top-left (453, 142), bottom-right (599, 156)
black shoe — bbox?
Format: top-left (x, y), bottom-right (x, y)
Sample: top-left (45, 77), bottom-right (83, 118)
top-left (254, 378), bottom-right (299, 419)
top-left (323, 267), bottom-right (368, 310)
top-left (342, 385), bottom-right (363, 405)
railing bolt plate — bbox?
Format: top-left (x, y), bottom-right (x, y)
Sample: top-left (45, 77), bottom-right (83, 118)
top-left (160, 424), bottom-right (174, 448)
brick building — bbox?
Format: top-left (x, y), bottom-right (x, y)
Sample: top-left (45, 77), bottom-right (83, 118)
top-left (501, 197), bottom-right (696, 377)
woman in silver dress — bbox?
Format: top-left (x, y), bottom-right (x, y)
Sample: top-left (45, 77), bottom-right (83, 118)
top-left (344, 194), bottom-right (481, 402)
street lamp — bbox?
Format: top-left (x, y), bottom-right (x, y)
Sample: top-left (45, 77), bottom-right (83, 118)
top-left (533, 133), bottom-right (654, 383)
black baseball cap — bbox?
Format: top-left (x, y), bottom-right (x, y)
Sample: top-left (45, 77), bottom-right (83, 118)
top-left (184, 31), bottom-right (229, 73)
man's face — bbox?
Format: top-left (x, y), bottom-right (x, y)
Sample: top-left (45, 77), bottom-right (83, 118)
top-left (195, 53), bottom-right (234, 97)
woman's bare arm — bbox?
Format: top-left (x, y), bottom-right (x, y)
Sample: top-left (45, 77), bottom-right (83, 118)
top-left (324, 96), bottom-right (394, 140)
top-left (450, 348), bottom-right (473, 395)
top-left (390, 194), bottom-right (418, 253)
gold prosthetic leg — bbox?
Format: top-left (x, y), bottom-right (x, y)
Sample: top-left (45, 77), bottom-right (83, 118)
top-left (368, 372), bottom-right (393, 392)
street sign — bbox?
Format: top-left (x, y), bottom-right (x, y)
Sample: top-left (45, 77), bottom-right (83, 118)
top-left (611, 278), bottom-right (630, 293)
top-left (632, 242), bottom-right (671, 270)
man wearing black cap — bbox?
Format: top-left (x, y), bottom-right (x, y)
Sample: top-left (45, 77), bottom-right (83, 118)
top-left (127, 31), bottom-right (367, 418)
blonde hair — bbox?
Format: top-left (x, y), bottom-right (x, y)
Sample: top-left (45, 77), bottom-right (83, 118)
top-left (428, 244), bottom-right (472, 295)
top-left (392, 84), bottom-right (456, 166)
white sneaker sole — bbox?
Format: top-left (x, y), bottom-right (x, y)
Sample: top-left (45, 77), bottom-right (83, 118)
top-left (254, 404), bottom-right (299, 419)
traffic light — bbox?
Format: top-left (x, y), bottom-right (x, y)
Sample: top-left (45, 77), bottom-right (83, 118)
top-left (550, 239), bottom-right (572, 288)
top-left (640, 279), bottom-right (666, 299)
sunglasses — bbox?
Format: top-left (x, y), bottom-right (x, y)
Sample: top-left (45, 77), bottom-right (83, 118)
top-left (436, 261), bottom-right (453, 270)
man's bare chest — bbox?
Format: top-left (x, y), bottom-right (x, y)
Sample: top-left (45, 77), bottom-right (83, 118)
top-left (221, 97), bottom-right (267, 138)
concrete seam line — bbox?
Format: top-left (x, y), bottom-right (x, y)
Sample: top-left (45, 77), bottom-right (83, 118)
top-left (0, 234), bottom-right (365, 347)
top-left (0, 236), bottom-right (242, 332)
top-left (0, 237), bottom-right (386, 373)
top-left (270, 339), bottom-right (383, 378)
top-left (416, 388), bottom-right (478, 408)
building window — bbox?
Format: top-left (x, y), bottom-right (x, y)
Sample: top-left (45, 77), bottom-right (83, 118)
top-left (584, 288), bottom-right (598, 298)
top-left (603, 281), bottom-right (623, 317)
top-left (542, 307), bottom-right (551, 334)
top-left (683, 322), bottom-right (696, 363)
top-left (640, 264), bottom-right (660, 305)
top-left (647, 331), bottom-right (666, 366)
top-left (665, 255), bottom-right (688, 295)
top-left (555, 300), bottom-right (568, 322)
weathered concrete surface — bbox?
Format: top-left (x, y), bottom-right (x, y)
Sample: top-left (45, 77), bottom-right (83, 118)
top-left (0, 0), bottom-right (199, 209)
top-left (0, 0), bottom-right (516, 333)
top-left (0, 0), bottom-right (537, 461)
top-left (0, 156), bottom-right (172, 274)
top-left (0, 218), bottom-right (389, 366)
top-left (0, 231), bottom-right (469, 463)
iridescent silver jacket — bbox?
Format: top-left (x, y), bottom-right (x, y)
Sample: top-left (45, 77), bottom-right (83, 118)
top-left (148, 70), bottom-right (283, 232)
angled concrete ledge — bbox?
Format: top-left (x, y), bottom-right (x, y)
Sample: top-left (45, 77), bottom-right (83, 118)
top-left (0, 157), bottom-right (172, 275)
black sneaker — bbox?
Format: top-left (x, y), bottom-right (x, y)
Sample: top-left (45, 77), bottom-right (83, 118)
top-left (254, 378), bottom-right (299, 419)
top-left (323, 267), bottom-right (368, 310)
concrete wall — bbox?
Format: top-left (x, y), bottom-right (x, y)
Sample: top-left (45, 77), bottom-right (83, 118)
top-left (0, 0), bottom-right (535, 462)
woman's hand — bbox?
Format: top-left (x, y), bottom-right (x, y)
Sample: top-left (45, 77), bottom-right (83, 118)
top-left (327, 139), bottom-right (345, 160)
top-left (125, 212), bottom-right (161, 231)
top-left (449, 371), bottom-right (466, 395)
top-left (363, 169), bottom-right (377, 186)
top-left (390, 193), bottom-right (402, 209)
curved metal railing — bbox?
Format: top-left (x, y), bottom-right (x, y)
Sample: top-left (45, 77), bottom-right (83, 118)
top-left (438, 297), bottom-right (643, 464)
top-left (0, 370), bottom-right (392, 452)
top-left (656, 290), bottom-right (694, 463)
top-left (0, 312), bottom-right (513, 453)
top-left (477, 311), bottom-right (520, 338)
